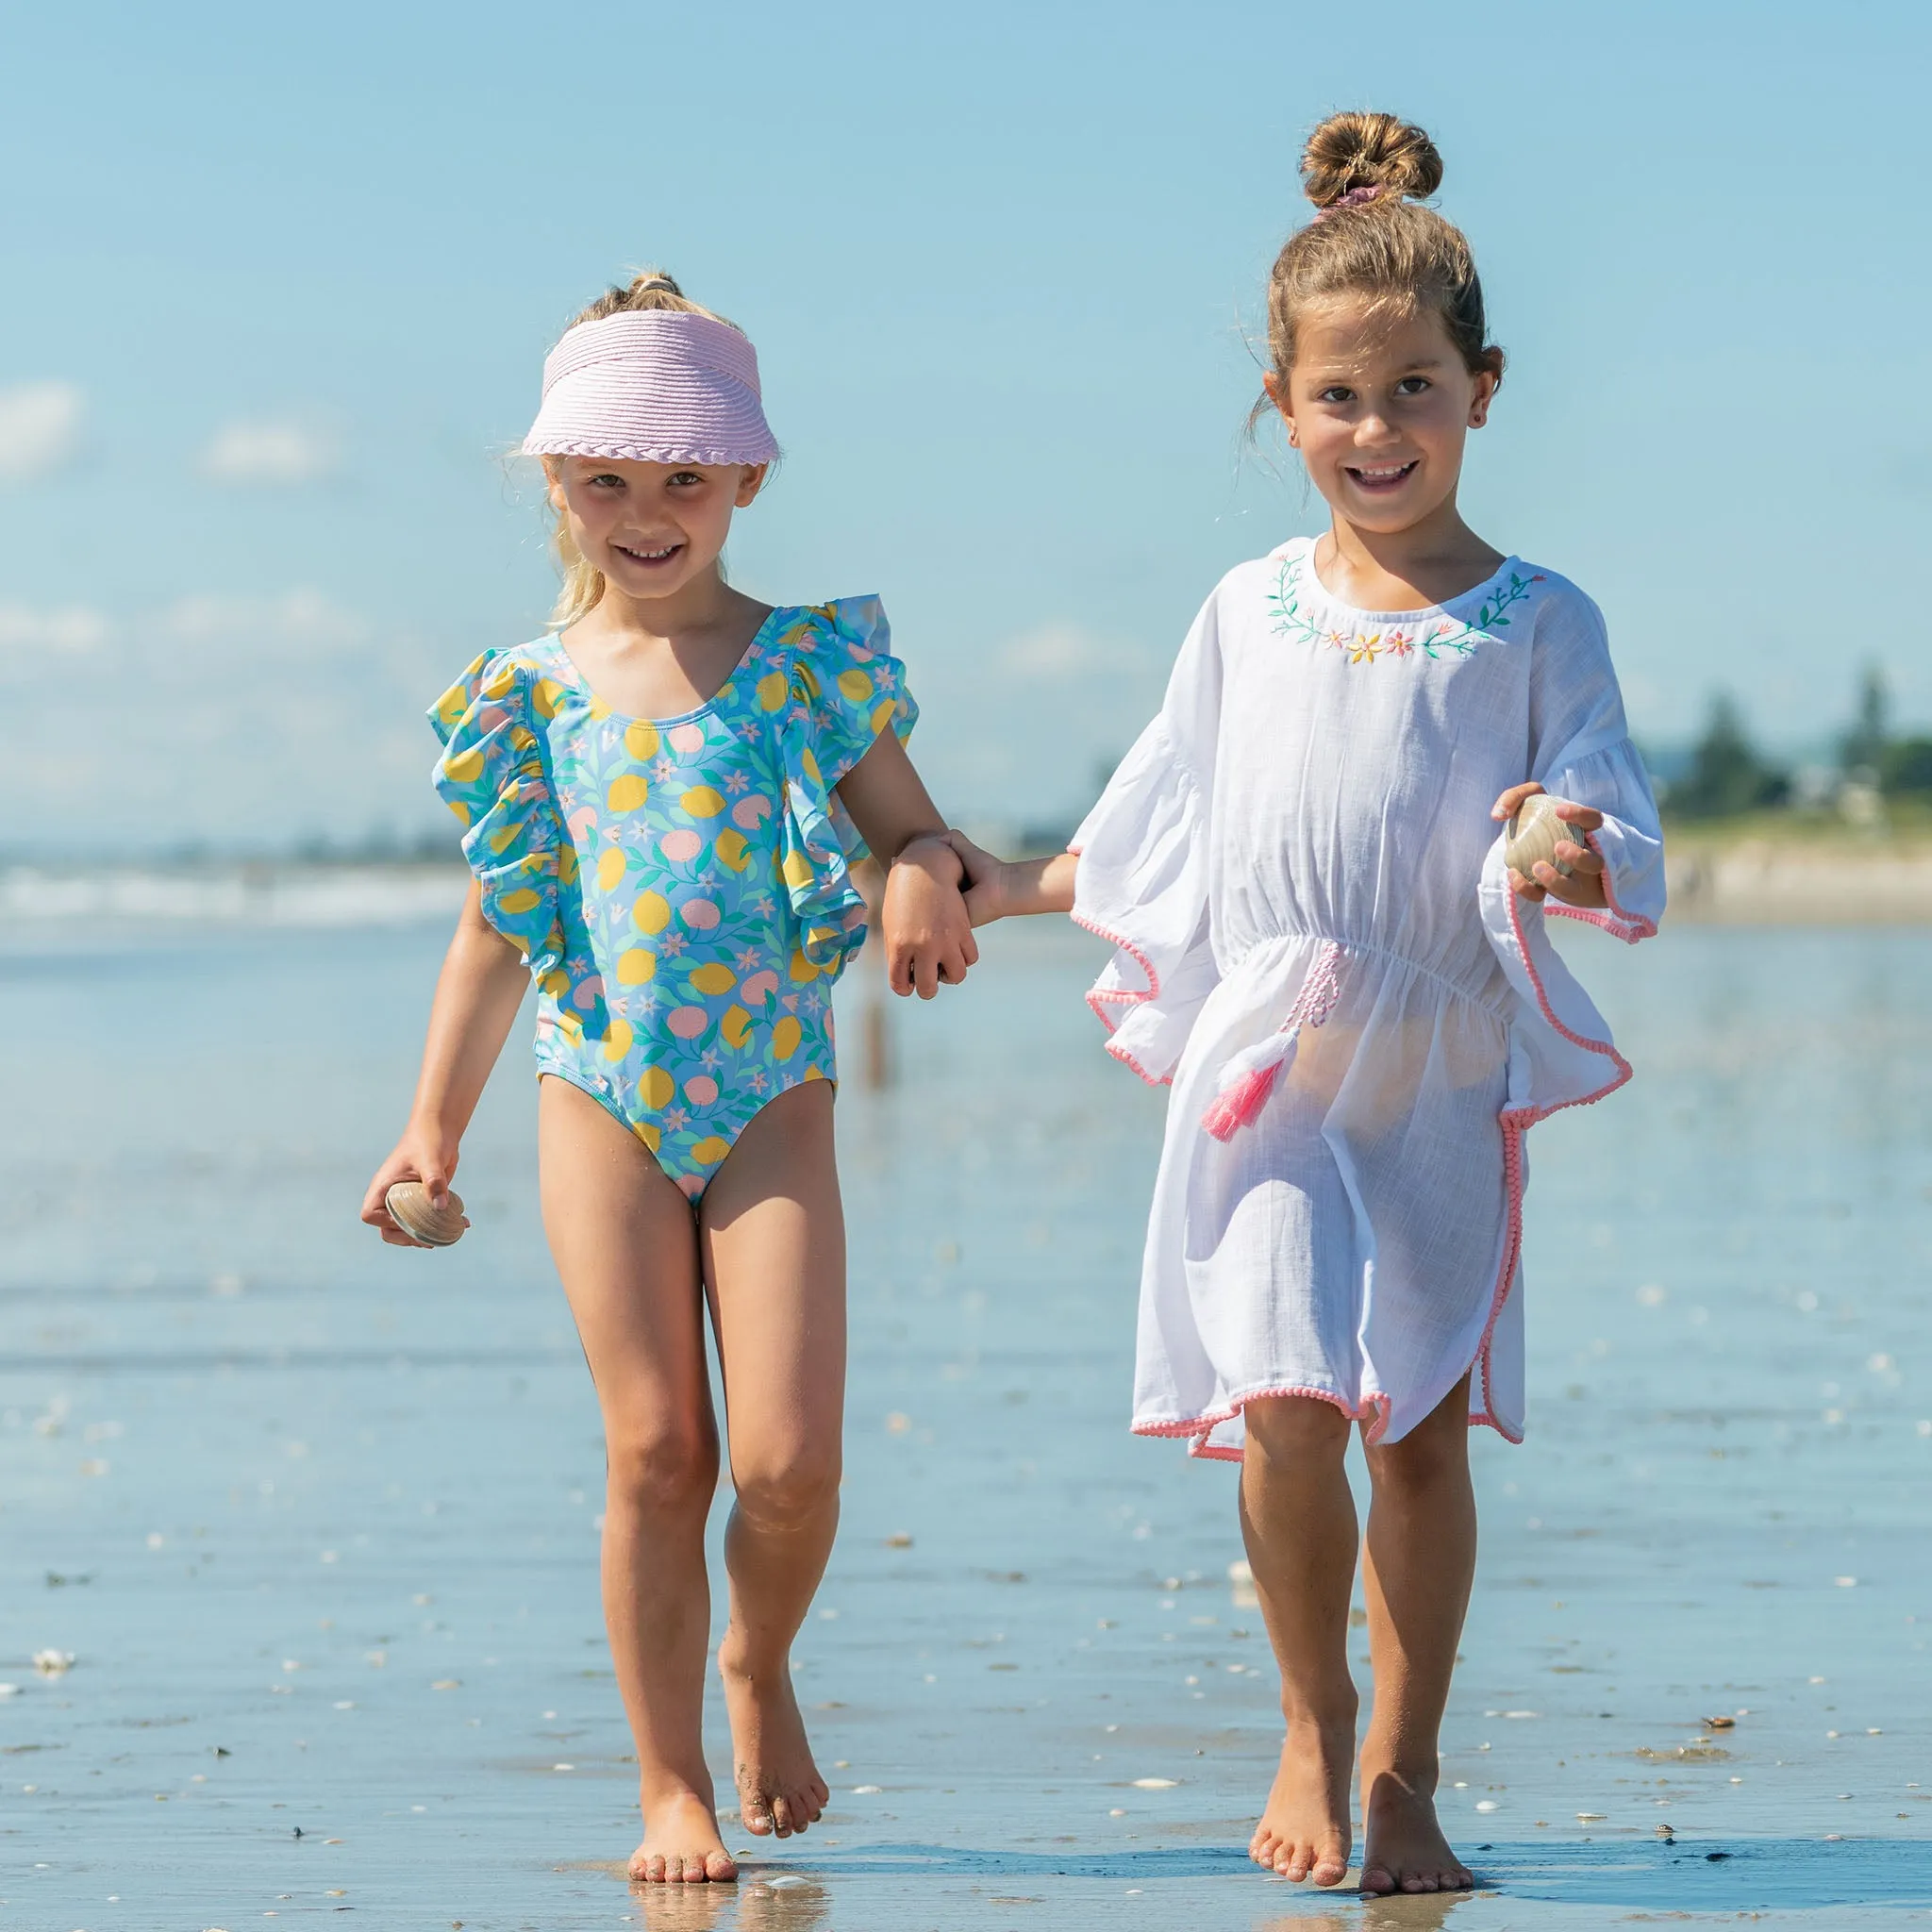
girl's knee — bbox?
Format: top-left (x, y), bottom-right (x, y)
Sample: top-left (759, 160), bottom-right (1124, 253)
top-left (1366, 1417), bottom-right (1469, 1492)
top-left (606, 1422), bottom-right (719, 1519)
top-left (1242, 1393), bottom-right (1352, 1463)
top-left (731, 1447), bottom-right (841, 1531)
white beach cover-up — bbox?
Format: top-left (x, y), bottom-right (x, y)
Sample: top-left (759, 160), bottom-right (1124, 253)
top-left (1074, 538), bottom-right (1663, 1458)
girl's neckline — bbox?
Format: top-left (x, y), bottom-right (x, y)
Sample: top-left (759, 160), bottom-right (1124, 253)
top-left (545, 605), bottom-right (786, 727)
top-left (1296, 536), bottom-right (1520, 625)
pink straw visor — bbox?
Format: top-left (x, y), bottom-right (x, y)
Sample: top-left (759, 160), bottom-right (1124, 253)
top-left (522, 309), bottom-right (779, 466)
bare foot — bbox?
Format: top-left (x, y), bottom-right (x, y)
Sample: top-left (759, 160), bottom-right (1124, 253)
top-left (628, 1786), bottom-right (737, 1885)
top-left (1357, 1764), bottom-right (1474, 1895)
top-left (1250, 1715), bottom-right (1354, 1885)
top-left (719, 1641), bottom-right (829, 1838)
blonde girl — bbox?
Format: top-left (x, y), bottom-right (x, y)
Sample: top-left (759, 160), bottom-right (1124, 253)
top-left (948, 116), bottom-right (1663, 1895)
top-left (361, 273), bottom-right (974, 1884)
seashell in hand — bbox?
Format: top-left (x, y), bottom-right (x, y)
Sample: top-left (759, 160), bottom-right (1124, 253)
top-left (1504, 791), bottom-right (1585, 879)
top-left (384, 1181), bottom-right (467, 1247)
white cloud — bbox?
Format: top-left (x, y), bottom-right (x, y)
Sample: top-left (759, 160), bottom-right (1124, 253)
top-left (201, 418), bottom-right (340, 485)
top-left (0, 602), bottom-right (110, 651)
top-left (0, 381), bottom-right (84, 482)
top-left (161, 587), bottom-right (367, 649)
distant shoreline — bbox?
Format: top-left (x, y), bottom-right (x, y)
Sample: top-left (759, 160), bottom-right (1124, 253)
top-left (7, 829), bottom-right (1932, 930)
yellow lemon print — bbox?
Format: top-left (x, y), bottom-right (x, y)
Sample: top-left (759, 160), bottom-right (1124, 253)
top-left (588, 696), bottom-right (611, 722)
top-left (624, 720), bottom-right (660, 762)
top-left (631, 891), bottom-right (672, 934)
top-left (481, 663), bottom-right (517, 701)
top-left (691, 1136), bottom-right (731, 1166)
top-left (771, 1016), bottom-right (803, 1061)
top-left (791, 663), bottom-right (821, 702)
top-left (801, 745), bottom-right (823, 787)
top-left (487, 821), bottom-right (524, 856)
top-left (601, 1017), bottom-right (634, 1063)
top-left (533, 677), bottom-right (566, 720)
top-left (499, 887), bottom-right (541, 915)
top-left (804, 1065), bottom-right (826, 1081)
top-left (757, 669), bottom-right (788, 712)
top-left (688, 962), bottom-right (737, 996)
top-left (641, 1066), bottom-right (675, 1110)
top-left (714, 829), bottom-right (749, 874)
top-left (540, 967), bottom-right (571, 996)
top-left (596, 847), bottom-right (626, 893)
top-left (781, 848), bottom-right (815, 891)
top-left (616, 948), bottom-right (656, 986)
top-left (837, 667), bottom-right (874, 705)
top-left (608, 774), bottom-right (649, 814)
top-left (720, 1005), bottom-right (752, 1049)
top-left (679, 786), bottom-right (726, 819)
top-left (442, 745), bottom-right (485, 785)
top-left (788, 949), bottom-right (820, 983)
top-left (558, 846), bottom-right (579, 885)
top-left (633, 1121), bottom-right (661, 1154)
top-left (555, 1009), bottom-right (584, 1043)
top-left (443, 797), bottom-right (471, 826)
top-left (871, 697), bottom-right (898, 736)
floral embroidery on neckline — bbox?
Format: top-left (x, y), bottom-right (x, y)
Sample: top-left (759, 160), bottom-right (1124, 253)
top-left (1269, 548), bottom-right (1544, 664)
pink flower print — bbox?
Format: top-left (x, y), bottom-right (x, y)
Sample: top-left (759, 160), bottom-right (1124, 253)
top-left (659, 930), bottom-right (688, 958)
top-left (741, 970), bottom-right (779, 1008)
top-left (873, 663), bottom-right (895, 691)
top-left (659, 828), bottom-right (705, 864)
top-left (734, 947), bottom-right (762, 973)
top-left (747, 1068), bottom-right (768, 1095)
top-left (667, 1007), bottom-right (709, 1041)
top-left (684, 1074), bottom-right (719, 1108)
top-left (652, 758), bottom-right (677, 783)
top-left (732, 794), bottom-right (773, 832)
top-left (572, 974), bottom-right (605, 1011)
top-left (663, 1105), bottom-right (689, 1131)
top-left (781, 993), bottom-right (799, 1013)
top-left (1384, 630), bottom-right (1415, 658)
top-left (723, 770), bottom-right (750, 795)
top-left (679, 897), bottom-right (721, 932)
top-left (669, 723), bottom-right (707, 756)
top-left (754, 894), bottom-right (776, 919)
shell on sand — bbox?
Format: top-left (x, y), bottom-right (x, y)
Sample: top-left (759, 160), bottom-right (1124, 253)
top-left (385, 1181), bottom-right (467, 1247)
top-left (1504, 791), bottom-right (1584, 878)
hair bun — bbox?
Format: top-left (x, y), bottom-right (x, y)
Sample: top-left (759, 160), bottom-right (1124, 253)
top-left (1300, 110), bottom-right (1443, 209)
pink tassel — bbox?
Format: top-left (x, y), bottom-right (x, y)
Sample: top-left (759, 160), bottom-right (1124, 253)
top-left (1201, 1062), bottom-right (1280, 1141)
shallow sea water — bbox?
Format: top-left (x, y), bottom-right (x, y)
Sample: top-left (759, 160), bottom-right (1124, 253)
top-left (3, 911), bottom-right (1930, 1929)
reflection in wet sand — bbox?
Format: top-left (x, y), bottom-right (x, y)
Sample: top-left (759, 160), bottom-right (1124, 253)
top-left (632, 1873), bottom-right (829, 1932)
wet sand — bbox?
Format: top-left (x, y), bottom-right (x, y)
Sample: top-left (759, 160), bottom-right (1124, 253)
top-left (3, 916), bottom-right (1930, 1927)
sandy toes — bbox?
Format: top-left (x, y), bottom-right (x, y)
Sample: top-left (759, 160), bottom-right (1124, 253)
top-left (721, 1645), bottom-right (830, 1838)
top-left (1357, 1766), bottom-right (1474, 1895)
top-left (1250, 1716), bottom-right (1354, 1885)
top-left (628, 1787), bottom-right (737, 1885)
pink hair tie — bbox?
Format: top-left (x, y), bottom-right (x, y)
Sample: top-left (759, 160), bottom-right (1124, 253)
top-left (1313, 184), bottom-right (1384, 222)
top-left (522, 309), bottom-right (779, 467)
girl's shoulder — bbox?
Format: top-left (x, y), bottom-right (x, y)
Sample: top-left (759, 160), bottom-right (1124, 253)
top-left (762, 595), bottom-right (891, 664)
top-left (429, 639), bottom-right (565, 742)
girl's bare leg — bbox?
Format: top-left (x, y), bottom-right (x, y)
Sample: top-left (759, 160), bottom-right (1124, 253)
top-left (1357, 1374), bottom-right (1478, 1895)
top-left (539, 1077), bottom-right (734, 1885)
top-left (701, 1080), bottom-right (844, 1840)
top-left (1240, 1394), bottom-right (1359, 1886)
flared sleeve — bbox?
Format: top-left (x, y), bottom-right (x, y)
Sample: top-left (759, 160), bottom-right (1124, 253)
top-left (428, 649), bottom-right (570, 980)
top-left (1479, 581), bottom-right (1663, 1117)
top-left (766, 597), bottom-right (917, 972)
top-left (1070, 591), bottom-right (1224, 1086)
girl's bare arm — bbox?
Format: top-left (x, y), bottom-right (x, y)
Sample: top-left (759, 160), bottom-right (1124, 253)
top-left (835, 728), bottom-right (977, 998)
top-left (943, 833), bottom-right (1078, 924)
top-left (359, 881), bottom-right (531, 1245)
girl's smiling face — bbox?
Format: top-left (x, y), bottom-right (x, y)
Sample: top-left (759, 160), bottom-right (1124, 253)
top-left (545, 456), bottom-right (767, 604)
top-left (1269, 296), bottom-right (1497, 535)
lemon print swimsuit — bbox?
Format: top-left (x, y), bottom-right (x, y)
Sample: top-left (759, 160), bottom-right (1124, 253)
top-left (430, 598), bottom-right (914, 1198)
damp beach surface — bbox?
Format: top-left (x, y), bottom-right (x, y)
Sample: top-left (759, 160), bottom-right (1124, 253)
top-left (3, 909), bottom-right (1931, 1928)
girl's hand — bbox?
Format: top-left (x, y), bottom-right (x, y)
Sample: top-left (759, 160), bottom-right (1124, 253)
top-left (883, 836), bottom-right (978, 998)
top-left (1491, 781), bottom-right (1607, 909)
top-left (943, 829), bottom-right (1011, 926)
top-left (942, 834), bottom-right (1079, 924)
top-left (360, 1127), bottom-right (469, 1247)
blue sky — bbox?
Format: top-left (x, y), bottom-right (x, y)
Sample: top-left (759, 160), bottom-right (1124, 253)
top-left (2, 0), bottom-right (1925, 857)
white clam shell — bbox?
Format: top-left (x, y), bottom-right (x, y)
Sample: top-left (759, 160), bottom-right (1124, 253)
top-left (385, 1181), bottom-right (467, 1247)
top-left (1504, 791), bottom-right (1584, 879)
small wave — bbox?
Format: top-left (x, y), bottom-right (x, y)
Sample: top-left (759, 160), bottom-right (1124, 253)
top-left (0, 863), bottom-right (469, 929)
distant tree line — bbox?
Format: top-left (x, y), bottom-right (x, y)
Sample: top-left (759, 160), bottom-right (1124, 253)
top-left (1665, 667), bottom-right (1932, 820)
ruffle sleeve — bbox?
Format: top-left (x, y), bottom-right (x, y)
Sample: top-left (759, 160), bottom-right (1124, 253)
top-left (1070, 591), bottom-right (1224, 1086)
top-left (1479, 579), bottom-right (1662, 1120)
top-left (428, 649), bottom-right (570, 980)
top-left (765, 597), bottom-right (917, 971)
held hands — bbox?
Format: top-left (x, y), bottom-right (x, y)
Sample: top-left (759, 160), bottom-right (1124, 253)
top-left (1491, 782), bottom-right (1607, 909)
top-left (359, 1126), bottom-right (470, 1248)
top-left (883, 835), bottom-right (979, 997)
